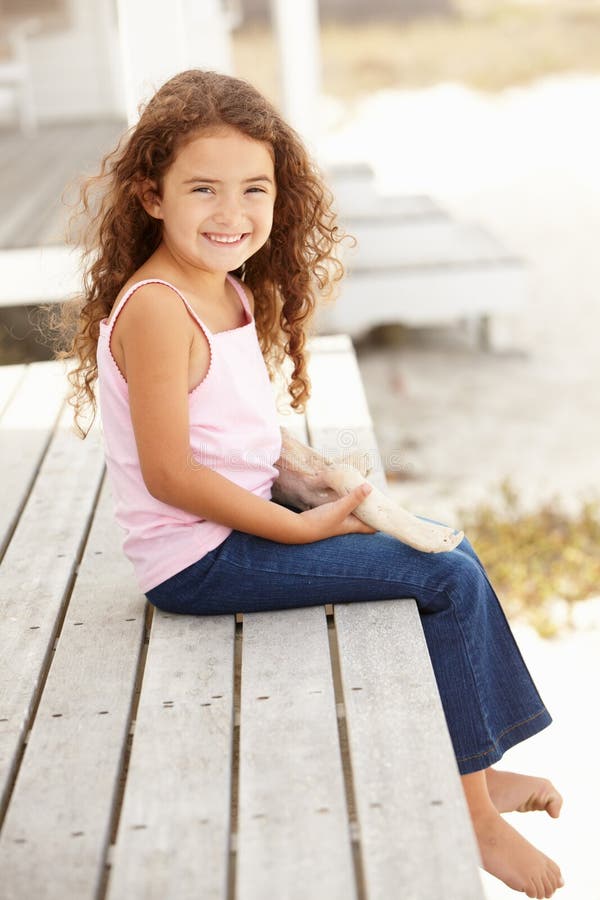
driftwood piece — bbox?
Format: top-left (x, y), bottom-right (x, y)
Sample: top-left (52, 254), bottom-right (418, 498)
top-left (273, 427), bottom-right (463, 554)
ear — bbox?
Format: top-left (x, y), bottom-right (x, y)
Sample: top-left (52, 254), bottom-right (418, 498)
top-left (138, 178), bottom-right (163, 219)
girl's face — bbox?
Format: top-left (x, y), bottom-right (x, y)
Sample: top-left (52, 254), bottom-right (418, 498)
top-left (144, 126), bottom-right (276, 275)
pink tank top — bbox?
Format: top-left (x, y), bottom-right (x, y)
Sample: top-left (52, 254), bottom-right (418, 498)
top-left (96, 274), bottom-right (283, 594)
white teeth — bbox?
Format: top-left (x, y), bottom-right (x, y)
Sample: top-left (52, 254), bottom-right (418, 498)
top-left (205, 233), bottom-right (243, 243)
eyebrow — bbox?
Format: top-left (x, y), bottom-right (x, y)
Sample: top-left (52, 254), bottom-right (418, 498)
top-left (183, 175), bottom-right (274, 185)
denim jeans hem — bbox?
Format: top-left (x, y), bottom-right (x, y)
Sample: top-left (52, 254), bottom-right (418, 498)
top-left (455, 707), bottom-right (553, 775)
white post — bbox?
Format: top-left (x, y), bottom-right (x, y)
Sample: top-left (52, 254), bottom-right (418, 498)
top-left (116, 0), bottom-right (188, 125)
top-left (185, 0), bottom-right (235, 75)
top-left (115, 0), bottom-right (235, 126)
top-left (270, 0), bottom-right (321, 148)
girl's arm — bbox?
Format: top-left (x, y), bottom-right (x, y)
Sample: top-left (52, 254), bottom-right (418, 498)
top-left (153, 455), bottom-right (373, 544)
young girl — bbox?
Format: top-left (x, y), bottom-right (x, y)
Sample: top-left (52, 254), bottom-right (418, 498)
top-left (59, 69), bottom-right (563, 898)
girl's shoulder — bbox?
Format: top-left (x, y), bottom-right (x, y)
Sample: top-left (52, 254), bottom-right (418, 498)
top-left (107, 274), bottom-right (180, 330)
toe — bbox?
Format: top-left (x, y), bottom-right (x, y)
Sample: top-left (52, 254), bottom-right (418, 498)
top-left (540, 780), bottom-right (563, 817)
top-left (541, 873), bottom-right (554, 897)
top-left (549, 860), bottom-right (563, 883)
top-left (547, 793), bottom-right (563, 818)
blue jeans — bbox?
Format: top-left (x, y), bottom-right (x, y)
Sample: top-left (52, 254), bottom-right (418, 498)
top-left (145, 508), bottom-right (552, 775)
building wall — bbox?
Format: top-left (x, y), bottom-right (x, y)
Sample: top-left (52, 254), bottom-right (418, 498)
top-left (0, 0), bottom-right (124, 122)
top-left (1, 0), bottom-right (235, 124)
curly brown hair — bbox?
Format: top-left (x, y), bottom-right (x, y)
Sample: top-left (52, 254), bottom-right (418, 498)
top-left (50, 68), bottom-right (351, 439)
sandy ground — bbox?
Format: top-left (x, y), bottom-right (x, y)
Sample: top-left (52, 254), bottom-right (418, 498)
top-left (318, 75), bottom-right (600, 898)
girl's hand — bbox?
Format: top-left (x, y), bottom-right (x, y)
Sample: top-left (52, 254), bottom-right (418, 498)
top-left (295, 483), bottom-right (377, 542)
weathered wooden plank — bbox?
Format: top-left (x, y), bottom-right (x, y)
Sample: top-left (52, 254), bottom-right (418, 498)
top-left (246, 352), bottom-right (356, 900)
top-left (317, 264), bottom-right (527, 337)
top-left (237, 606), bottom-right (357, 900)
top-left (0, 360), bottom-right (67, 556)
top-left (0, 364), bottom-right (25, 419)
top-left (273, 351), bottom-right (309, 441)
top-left (0, 121), bottom-right (125, 250)
top-left (0, 128), bottom-right (29, 171)
top-left (0, 246), bottom-right (81, 306)
top-left (334, 190), bottom-right (445, 222)
top-left (0, 395), bottom-right (105, 814)
top-left (106, 607), bottom-right (235, 900)
top-left (305, 336), bottom-right (484, 899)
top-left (343, 219), bottom-right (522, 270)
top-left (325, 164), bottom-right (446, 222)
top-left (335, 600), bottom-right (485, 899)
top-left (305, 334), bottom-right (373, 432)
top-left (0, 125), bottom-right (77, 248)
top-left (34, 122), bottom-right (124, 248)
top-left (0, 479), bottom-right (144, 900)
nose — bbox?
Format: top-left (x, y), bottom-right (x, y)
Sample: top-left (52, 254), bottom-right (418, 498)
top-left (213, 191), bottom-right (243, 227)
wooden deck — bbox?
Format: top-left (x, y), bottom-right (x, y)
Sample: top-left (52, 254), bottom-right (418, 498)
top-left (0, 122), bottom-right (126, 314)
top-left (0, 121), bottom-right (126, 250)
top-left (0, 336), bottom-right (484, 899)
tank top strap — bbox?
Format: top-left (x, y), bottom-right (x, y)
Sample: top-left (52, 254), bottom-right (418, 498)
top-left (105, 278), bottom-right (214, 345)
top-left (225, 272), bottom-right (253, 322)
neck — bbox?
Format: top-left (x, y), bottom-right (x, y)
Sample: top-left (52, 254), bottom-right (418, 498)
top-left (142, 243), bottom-right (233, 300)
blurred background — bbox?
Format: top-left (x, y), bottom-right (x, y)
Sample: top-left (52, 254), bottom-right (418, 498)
top-left (1, 2), bottom-right (599, 896)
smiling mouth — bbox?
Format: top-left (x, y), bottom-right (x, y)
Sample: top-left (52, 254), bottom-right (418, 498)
top-left (203, 233), bottom-right (248, 246)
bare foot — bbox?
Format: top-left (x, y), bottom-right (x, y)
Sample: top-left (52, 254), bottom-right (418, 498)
top-left (472, 807), bottom-right (564, 898)
top-left (486, 768), bottom-right (563, 818)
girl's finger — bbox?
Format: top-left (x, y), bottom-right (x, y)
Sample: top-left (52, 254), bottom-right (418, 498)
top-left (340, 482), bottom-right (372, 511)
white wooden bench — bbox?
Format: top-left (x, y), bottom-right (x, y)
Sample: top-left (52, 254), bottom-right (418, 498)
top-left (0, 336), bottom-right (484, 899)
top-left (321, 165), bottom-right (528, 350)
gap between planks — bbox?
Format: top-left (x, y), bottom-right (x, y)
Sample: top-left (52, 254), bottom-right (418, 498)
top-left (326, 611), bottom-right (368, 900)
top-left (97, 600), bottom-right (155, 900)
top-left (224, 608), bottom-right (365, 900)
top-left (227, 618), bottom-right (243, 900)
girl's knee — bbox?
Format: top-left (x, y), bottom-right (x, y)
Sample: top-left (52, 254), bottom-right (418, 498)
top-left (456, 532), bottom-right (479, 562)
top-left (437, 550), bottom-right (486, 598)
